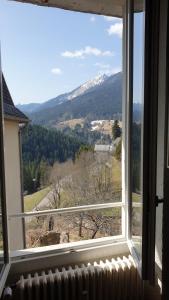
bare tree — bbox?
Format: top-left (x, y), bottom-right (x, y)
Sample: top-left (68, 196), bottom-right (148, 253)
top-left (48, 149), bottom-right (121, 241)
top-left (49, 160), bottom-right (74, 209)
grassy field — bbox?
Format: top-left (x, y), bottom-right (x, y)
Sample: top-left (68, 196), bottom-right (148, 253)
top-left (55, 118), bottom-right (85, 129)
top-left (24, 186), bottom-right (51, 212)
top-left (112, 157), bottom-right (121, 189)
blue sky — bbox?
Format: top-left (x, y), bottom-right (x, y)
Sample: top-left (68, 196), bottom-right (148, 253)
top-left (0, 0), bottom-right (122, 104)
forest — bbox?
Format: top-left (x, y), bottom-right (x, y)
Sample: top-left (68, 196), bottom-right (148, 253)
top-left (22, 124), bottom-right (84, 193)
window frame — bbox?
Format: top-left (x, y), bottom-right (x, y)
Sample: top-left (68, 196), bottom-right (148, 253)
top-left (126, 0), bottom-right (159, 282)
top-left (0, 0), bottom-right (159, 285)
top-left (0, 48), bottom-right (11, 296)
top-left (0, 6), bottom-right (129, 259)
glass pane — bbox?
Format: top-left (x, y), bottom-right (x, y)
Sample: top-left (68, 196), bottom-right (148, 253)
top-left (24, 154), bottom-right (122, 213)
top-left (131, 2), bottom-right (144, 258)
top-left (23, 208), bottom-right (121, 248)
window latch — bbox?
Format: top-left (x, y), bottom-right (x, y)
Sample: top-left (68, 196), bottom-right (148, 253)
top-left (155, 196), bottom-right (164, 207)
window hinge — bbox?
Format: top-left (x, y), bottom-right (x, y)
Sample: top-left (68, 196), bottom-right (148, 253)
top-left (155, 196), bottom-right (164, 207)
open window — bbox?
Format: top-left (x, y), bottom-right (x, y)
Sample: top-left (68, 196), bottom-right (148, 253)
top-left (125, 0), bottom-right (159, 281)
top-left (0, 0), bottom-right (160, 291)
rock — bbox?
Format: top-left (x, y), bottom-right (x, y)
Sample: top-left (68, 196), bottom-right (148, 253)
top-left (39, 231), bottom-right (60, 246)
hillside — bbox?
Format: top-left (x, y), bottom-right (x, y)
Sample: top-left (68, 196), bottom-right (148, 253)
top-left (24, 72), bottom-right (122, 125)
top-left (22, 124), bottom-right (83, 164)
top-left (17, 73), bottom-right (110, 114)
top-left (22, 124), bottom-right (84, 193)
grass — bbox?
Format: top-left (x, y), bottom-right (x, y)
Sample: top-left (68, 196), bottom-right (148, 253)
top-left (24, 186), bottom-right (51, 212)
top-left (112, 157), bottom-right (121, 189)
top-left (132, 192), bottom-right (141, 202)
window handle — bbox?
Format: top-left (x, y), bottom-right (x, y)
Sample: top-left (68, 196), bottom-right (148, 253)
top-left (155, 196), bottom-right (164, 207)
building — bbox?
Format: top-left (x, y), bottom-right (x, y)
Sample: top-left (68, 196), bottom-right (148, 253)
top-left (0, 75), bottom-right (28, 250)
top-left (0, 0), bottom-right (168, 299)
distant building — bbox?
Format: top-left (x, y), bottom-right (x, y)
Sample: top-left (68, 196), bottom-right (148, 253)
top-left (94, 144), bottom-right (114, 152)
top-left (94, 137), bottom-right (121, 153)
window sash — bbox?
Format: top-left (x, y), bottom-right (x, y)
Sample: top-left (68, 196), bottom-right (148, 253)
top-left (126, 0), bottom-right (158, 282)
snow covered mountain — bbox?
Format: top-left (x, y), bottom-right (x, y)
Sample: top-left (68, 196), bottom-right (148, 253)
top-left (67, 74), bottom-right (108, 100)
top-left (26, 72), bottom-right (123, 125)
top-left (17, 74), bottom-right (109, 114)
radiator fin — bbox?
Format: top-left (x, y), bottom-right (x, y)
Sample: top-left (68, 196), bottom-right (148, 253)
top-left (13, 255), bottom-right (143, 300)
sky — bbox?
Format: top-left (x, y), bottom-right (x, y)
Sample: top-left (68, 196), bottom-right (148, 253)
top-left (0, 0), bottom-right (122, 105)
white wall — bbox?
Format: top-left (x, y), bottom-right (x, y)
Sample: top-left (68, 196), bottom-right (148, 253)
top-left (4, 120), bottom-right (24, 250)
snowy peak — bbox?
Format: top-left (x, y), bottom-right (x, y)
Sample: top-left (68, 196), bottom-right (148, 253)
top-left (67, 74), bottom-right (108, 100)
top-left (17, 73), bottom-right (121, 115)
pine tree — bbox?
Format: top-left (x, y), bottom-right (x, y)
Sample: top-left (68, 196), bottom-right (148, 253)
top-left (112, 120), bottom-right (121, 140)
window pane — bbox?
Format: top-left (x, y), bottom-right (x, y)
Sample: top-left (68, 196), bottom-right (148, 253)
top-left (24, 154), bottom-right (122, 212)
top-left (131, 3), bottom-right (144, 258)
top-left (23, 208), bottom-right (121, 248)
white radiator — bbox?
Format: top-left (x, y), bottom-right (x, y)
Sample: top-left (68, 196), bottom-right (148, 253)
top-left (12, 255), bottom-right (143, 300)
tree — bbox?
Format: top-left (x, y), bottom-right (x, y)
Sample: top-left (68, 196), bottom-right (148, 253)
top-left (112, 120), bottom-right (121, 140)
top-left (22, 124), bottom-right (84, 193)
top-left (49, 160), bottom-right (74, 209)
top-left (62, 149), bottom-right (116, 238)
top-left (115, 139), bottom-right (122, 161)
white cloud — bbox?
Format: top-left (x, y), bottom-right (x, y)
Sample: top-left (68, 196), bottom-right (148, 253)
top-left (51, 68), bottom-right (62, 75)
top-left (97, 66), bottom-right (122, 76)
top-left (109, 67), bottom-right (122, 74)
top-left (94, 62), bottom-right (111, 69)
top-left (90, 16), bottom-right (96, 22)
top-left (61, 46), bottom-right (114, 59)
top-left (103, 16), bottom-right (121, 22)
top-left (107, 22), bottom-right (123, 38)
top-left (95, 62), bottom-right (121, 75)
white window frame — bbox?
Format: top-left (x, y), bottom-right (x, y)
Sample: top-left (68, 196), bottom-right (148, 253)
top-left (6, 13), bottom-right (128, 259)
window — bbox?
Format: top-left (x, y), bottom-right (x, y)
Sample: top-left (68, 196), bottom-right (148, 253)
top-left (131, 0), bottom-right (144, 260)
top-left (126, 0), bottom-right (158, 280)
top-left (0, 0), bottom-right (159, 287)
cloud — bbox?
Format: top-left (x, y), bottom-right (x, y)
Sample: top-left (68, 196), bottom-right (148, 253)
top-left (51, 68), bottom-right (62, 75)
top-left (94, 62), bottom-right (121, 75)
top-left (107, 22), bottom-right (123, 38)
top-left (90, 16), bottom-right (96, 22)
top-left (103, 16), bottom-right (121, 22)
top-left (109, 67), bottom-right (122, 74)
top-left (61, 46), bottom-right (114, 59)
top-left (94, 62), bottom-right (111, 69)
top-left (97, 66), bottom-right (122, 76)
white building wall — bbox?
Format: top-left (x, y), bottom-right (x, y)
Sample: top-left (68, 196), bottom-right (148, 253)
top-left (4, 120), bottom-right (24, 251)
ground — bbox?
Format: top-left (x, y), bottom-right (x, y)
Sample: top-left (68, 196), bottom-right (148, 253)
top-left (24, 186), bottom-right (50, 212)
top-left (24, 154), bottom-right (123, 248)
top-left (54, 118), bottom-right (122, 138)
top-left (54, 118), bottom-right (84, 129)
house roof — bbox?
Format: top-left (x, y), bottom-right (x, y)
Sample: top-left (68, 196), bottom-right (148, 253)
top-left (1, 75), bottom-right (29, 123)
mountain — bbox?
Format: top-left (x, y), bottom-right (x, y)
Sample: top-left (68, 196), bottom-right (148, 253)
top-left (66, 73), bottom-right (108, 101)
top-left (17, 74), bottom-right (109, 115)
top-left (17, 103), bottom-right (41, 114)
top-left (26, 72), bottom-right (122, 126)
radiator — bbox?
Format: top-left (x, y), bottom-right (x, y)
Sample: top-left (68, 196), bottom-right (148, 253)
top-left (12, 255), bottom-right (143, 300)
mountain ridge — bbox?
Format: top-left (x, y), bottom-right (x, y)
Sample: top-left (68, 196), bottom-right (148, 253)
top-left (17, 72), bottom-right (126, 127)
top-left (17, 73), bottom-right (109, 115)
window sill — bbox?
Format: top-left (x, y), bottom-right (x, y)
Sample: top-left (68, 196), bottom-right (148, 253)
top-left (11, 235), bottom-right (126, 261)
top-left (8, 236), bottom-right (129, 283)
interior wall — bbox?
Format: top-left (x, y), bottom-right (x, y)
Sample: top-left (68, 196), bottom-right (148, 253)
top-left (4, 120), bottom-right (24, 251)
